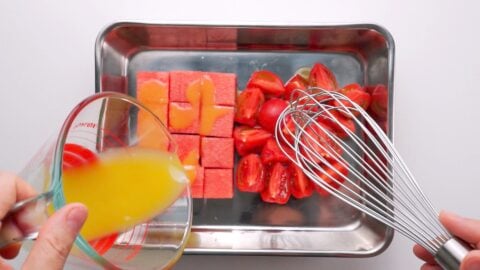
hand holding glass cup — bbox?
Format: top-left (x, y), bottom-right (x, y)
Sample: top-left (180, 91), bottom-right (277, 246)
top-left (0, 92), bottom-right (192, 269)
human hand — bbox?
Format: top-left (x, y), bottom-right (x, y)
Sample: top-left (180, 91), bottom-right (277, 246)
top-left (413, 211), bottom-right (480, 270)
top-left (0, 171), bottom-right (88, 270)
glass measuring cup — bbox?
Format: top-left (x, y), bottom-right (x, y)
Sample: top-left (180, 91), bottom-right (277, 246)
top-left (0, 92), bottom-right (192, 269)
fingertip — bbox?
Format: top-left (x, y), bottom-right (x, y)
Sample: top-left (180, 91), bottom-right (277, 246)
top-left (438, 210), bottom-right (480, 245)
top-left (22, 203), bottom-right (88, 269)
top-left (413, 244), bottom-right (423, 256)
top-left (413, 244), bottom-right (437, 265)
top-left (461, 250), bottom-right (480, 270)
top-left (439, 210), bottom-right (461, 221)
top-left (65, 203), bottom-right (88, 234)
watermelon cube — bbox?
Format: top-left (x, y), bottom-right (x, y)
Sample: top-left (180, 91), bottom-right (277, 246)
top-left (136, 71), bottom-right (169, 126)
top-left (199, 105), bottom-right (234, 138)
top-left (171, 134), bottom-right (200, 164)
top-left (190, 166), bottom-right (204, 198)
top-left (171, 134), bottom-right (203, 197)
top-left (201, 137), bottom-right (234, 168)
top-left (204, 72), bottom-right (236, 106)
top-left (136, 71), bottom-right (169, 103)
top-left (170, 71), bottom-right (236, 106)
top-left (204, 169), bottom-right (233, 199)
top-left (169, 71), bottom-right (203, 103)
top-left (168, 102), bottom-right (200, 134)
top-left (137, 109), bottom-right (170, 151)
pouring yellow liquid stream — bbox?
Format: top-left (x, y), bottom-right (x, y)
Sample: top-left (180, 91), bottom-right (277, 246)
top-left (61, 148), bottom-right (188, 241)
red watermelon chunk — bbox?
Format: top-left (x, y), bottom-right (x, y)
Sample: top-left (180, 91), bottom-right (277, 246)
top-left (204, 169), bottom-right (233, 199)
top-left (199, 105), bottom-right (234, 138)
top-left (191, 166), bottom-right (204, 198)
top-left (137, 72), bottom-right (170, 144)
top-left (137, 71), bottom-right (169, 81)
top-left (171, 134), bottom-right (203, 198)
top-left (168, 102), bottom-right (200, 134)
top-left (171, 134), bottom-right (200, 163)
top-left (201, 137), bottom-right (234, 168)
top-left (204, 72), bottom-right (236, 106)
top-left (136, 72), bottom-right (169, 110)
top-left (169, 71), bottom-right (203, 103)
top-left (169, 71), bottom-right (236, 106)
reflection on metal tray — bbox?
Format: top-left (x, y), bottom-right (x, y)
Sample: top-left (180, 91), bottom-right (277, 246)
top-left (95, 22), bottom-right (395, 256)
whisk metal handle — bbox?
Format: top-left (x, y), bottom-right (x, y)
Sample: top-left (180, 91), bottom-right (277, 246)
top-left (435, 238), bottom-right (472, 270)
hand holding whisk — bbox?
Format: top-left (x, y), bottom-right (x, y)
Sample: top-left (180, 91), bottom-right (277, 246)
top-left (275, 88), bottom-right (473, 270)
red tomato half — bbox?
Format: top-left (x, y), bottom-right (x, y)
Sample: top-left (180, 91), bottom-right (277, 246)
top-left (278, 115), bottom-right (296, 144)
top-left (300, 123), bottom-right (342, 164)
top-left (315, 162), bottom-right (348, 197)
top-left (261, 162), bottom-right (291, 204)
top-left (284, 74), bottom-right (308, 101)
top-left (237, 154), bottom-right (266, 192)
top-left (308, 63), bottom-right (338, 91)
top-left (246, 70), bottom-right (285, 97)
top-left (233, 126), bottom-right (272, 156)
top-left (62, 143), bottom-right (98, 170)
top-left (234, 87), bottom-right (265, 127)
top-left (366, 84), bottom-right (388, 120)
top-left (317, 110), bottom-right (356, 139)
top-left (289, 164), bottom-right (313, 199)
top-left (260, 138), bottom-right (294, 165)
top-left (257, 98), bottom-right (288, 133)
top-left (334, 83), bottom-right (371, 116)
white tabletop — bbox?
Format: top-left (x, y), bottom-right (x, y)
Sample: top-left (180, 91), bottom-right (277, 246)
top-left (1, 0), bottom-right (479, 269)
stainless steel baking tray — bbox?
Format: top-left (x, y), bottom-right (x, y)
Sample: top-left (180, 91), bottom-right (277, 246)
top-left (95, 22), bottom-right (395, 256)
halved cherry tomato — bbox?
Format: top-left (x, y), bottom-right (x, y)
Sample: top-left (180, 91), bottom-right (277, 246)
top-left (300, 123), bottom-right (342, 164)
top-left (366, 84), bottom-right (388, 120)
top-left (235, 87), bottom-right (265, 127)
top-left (257, 98), bottom-right (288, 133)
top-left (289, 164), bottom-right (313, 199)
top-left (237, 154), bottom-right (266, 192)
top-left (377, 119), bottom-right (388, 133)
top-left (246, 70), bottom-right (285, 97)
top-left (260, 138), bottom-right (294, 165)
top-left (284, 74), bottom-right (308, 100)
top-left (317, 110), bottom-right (356, 139)
top-left (278, 115), bottom-right (296, 144)
top-left (62, 143), bottom-right (98, 170)
top-left (315, 161), bottom-right (348, 197)
top-left (308, 63), bottom-right (338, 90)
top-left (334, 83), bottom-right (371, 115)
top-left (233, 126), bottom-right (272, 156)
top-left (261, 162), bottom-right (291, 204)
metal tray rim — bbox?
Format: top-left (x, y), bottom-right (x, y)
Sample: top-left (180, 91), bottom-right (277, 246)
top-left (94, 22), bottom-right (396, 257)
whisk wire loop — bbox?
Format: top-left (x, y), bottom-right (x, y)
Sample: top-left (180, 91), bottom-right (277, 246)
top-left (275, 88), bottom-right (455, 256)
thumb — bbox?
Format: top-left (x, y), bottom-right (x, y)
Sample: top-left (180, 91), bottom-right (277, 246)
top-left (461, 250), bottom-right (480, 270)
top-left (440, 211), bottom-right (480, 246)
top-left (22, 203), bottom-right (88, 270)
